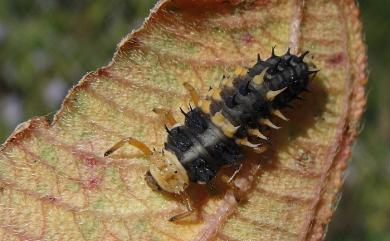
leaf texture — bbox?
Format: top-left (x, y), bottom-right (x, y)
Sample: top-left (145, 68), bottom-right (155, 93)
top-left (0, 0), bottom-right (367, 240)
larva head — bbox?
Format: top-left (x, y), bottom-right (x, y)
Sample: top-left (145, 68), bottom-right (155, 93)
top-left (145, 150), bottom-right (189, 194)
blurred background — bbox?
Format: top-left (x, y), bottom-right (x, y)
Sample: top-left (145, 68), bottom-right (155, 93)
top-left (0, 1), bottom-right (388, 240)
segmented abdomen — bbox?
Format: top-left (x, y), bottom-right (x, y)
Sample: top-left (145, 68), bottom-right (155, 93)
top-left (165, 49), bottom-right (314, 184)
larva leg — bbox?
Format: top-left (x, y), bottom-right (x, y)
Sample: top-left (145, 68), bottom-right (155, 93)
top-left (169, 192), bottom-right (194, 222)
top-left (152, 108), bottom-right (177, 127)
top-left (227, 163), bottom-right (243, 183)
top-left (221, 164), bottom-right (244, 202)
top-left (183, 82), bottom-right (200, 106)
top-left (104, 137), bottom-right (153, 157)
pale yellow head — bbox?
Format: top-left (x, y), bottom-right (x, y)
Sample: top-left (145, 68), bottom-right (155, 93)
top-left (145, 150), bottom-right (189, 194)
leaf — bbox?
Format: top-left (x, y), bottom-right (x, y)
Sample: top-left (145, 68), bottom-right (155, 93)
top-left (0, 0), bottom-right (367, 240)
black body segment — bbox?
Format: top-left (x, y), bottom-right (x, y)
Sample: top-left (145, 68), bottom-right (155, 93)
top-left (165, 108), bottom-right (242, 183)
top-left (164, 49), bottom-right (314, 184)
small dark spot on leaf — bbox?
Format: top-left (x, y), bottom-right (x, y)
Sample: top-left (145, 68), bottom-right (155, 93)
top-left (85, 157), bottom-right (98, 167)
top-left (241, 32), bottom-right (254, 44)
top-left (327, 53), bottom-right (344, 65)
top-left (84, 177), bottom-right (102, 189)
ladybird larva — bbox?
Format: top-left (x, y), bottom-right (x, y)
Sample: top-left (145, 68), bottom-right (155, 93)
top-left (104, 47), bottom-right (318, 221)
